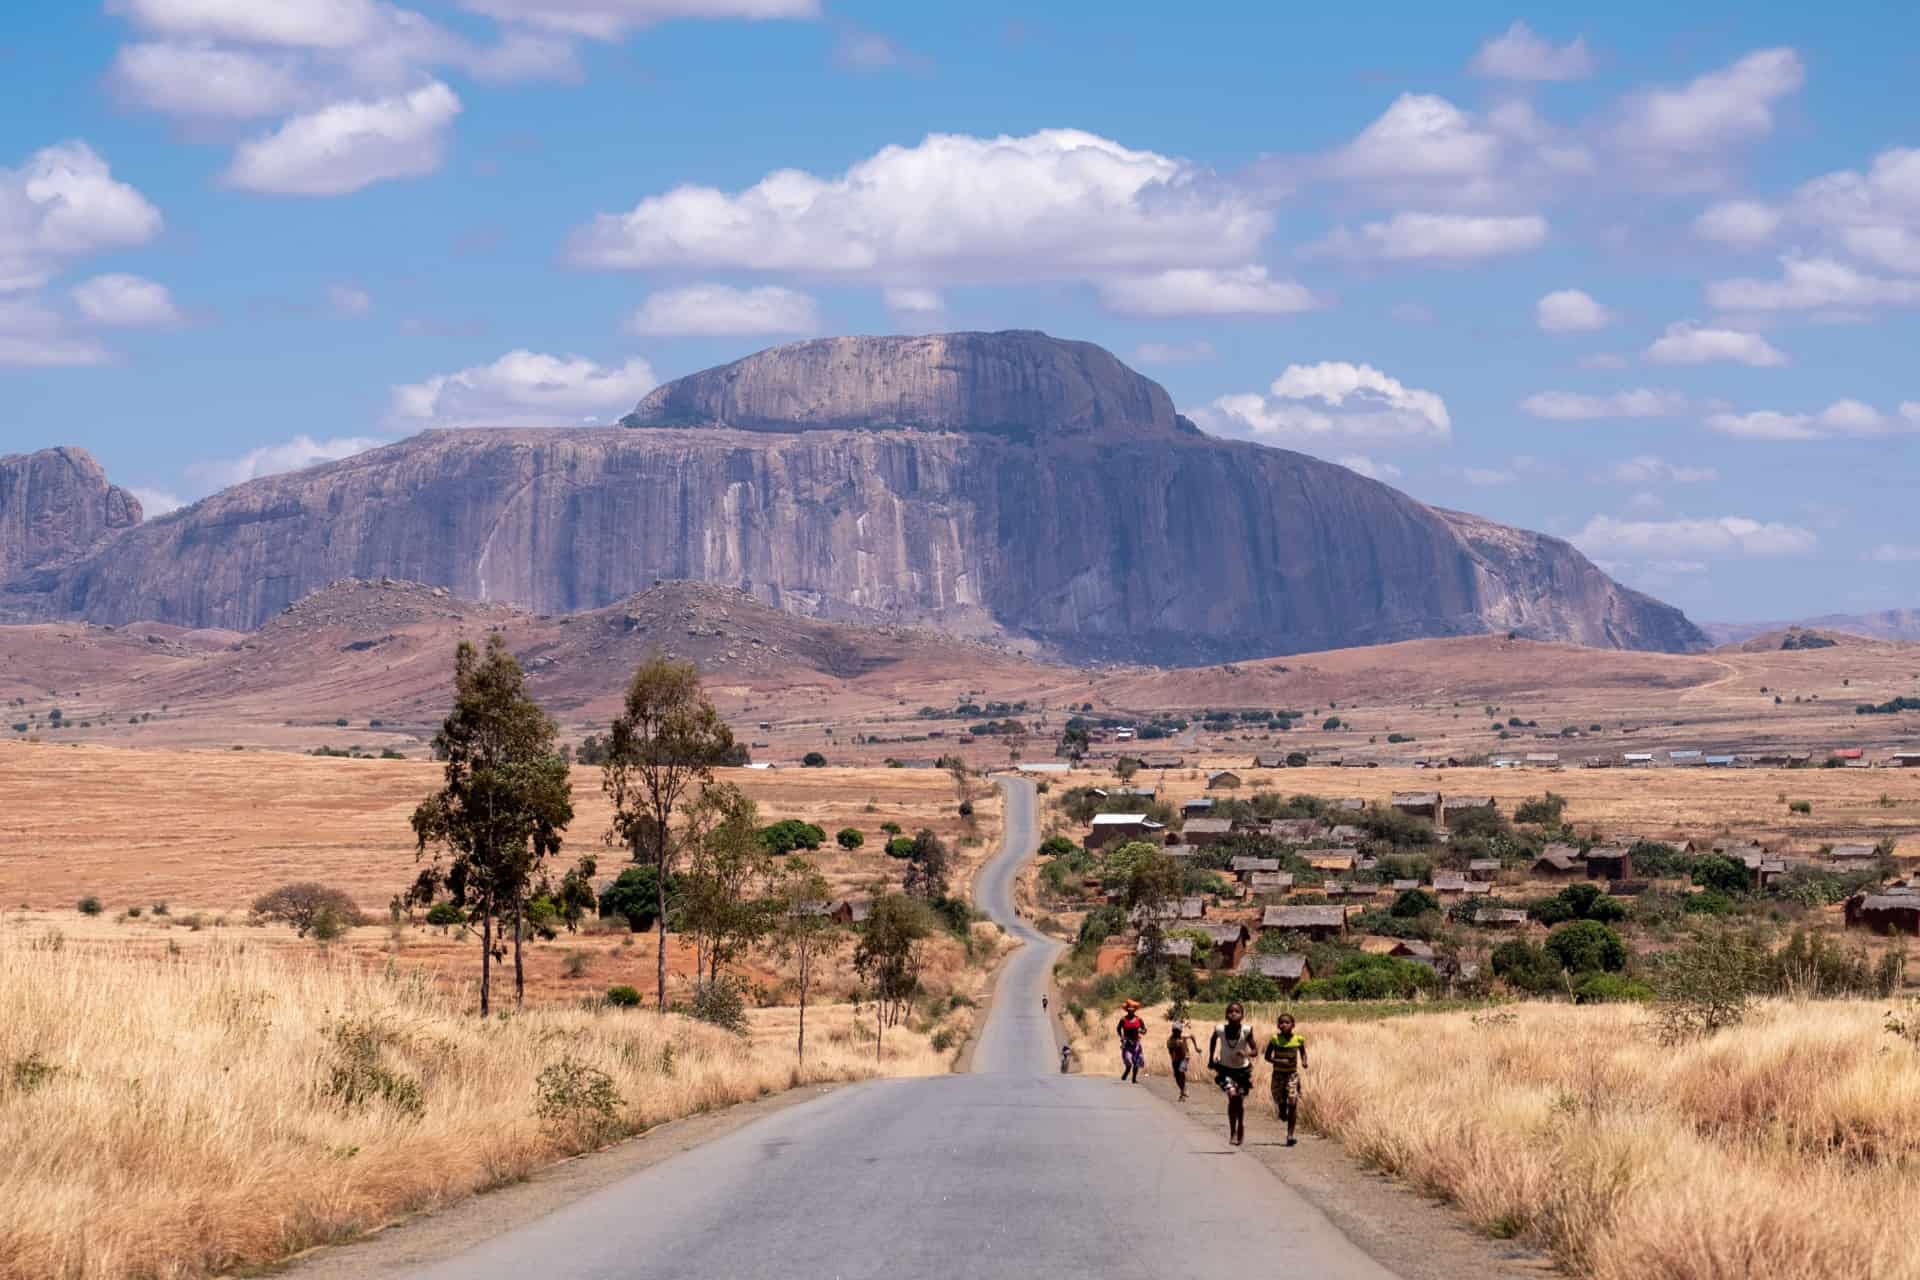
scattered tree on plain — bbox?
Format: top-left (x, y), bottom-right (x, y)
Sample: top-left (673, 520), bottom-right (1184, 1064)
top-left (768, 858), bottom-right (847, 1063)
top-left (680, 782), bottom-right (776, 985)
top-left (253, 882), bottom-right (365, 937)
top-left (601, 656), bottom-right (737, 1010)
top-left (853, 894), bottom-right (933, 1061)
top-left (408, 635), bottom-right (575, 1016)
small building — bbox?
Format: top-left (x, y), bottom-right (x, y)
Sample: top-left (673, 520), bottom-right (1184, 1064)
top-left (1703, 754), bottom-right (1737, 769)
top-left (1304, 848), bottom-right (1358, 873)
top-left (1669, 749), bottom-right (1703, 766)
top-left (1086, 813), bottom-right (1165, 850)
top-left (834, 899), bottom-right (872, 925)
top-left (1623, 752), bottom-right (1654, 767)
top-left (1390, 878), bottom-right (1421, 892)
top-left (1391, 791), bottom-right (1440, 820)
top-left (1829, 843), bottom-right (1880, 863)
top-left (1892, 751), bottom-right (1920, 768)
top-left (1477, 908), bottom-right (1530, 929)
top-left (1459, 881), bottom-right (1493, 897)
top-left (1144, 754), bottom-right (1184, 769)
top-left (1390, 939), bottom-right (1437, 962)
top-left (1446, 796), bottom-right (1495, 825)
top-left (1180, 816), bottom-right (1235, 847)
top-left (1431, 873), bottom-right (1470, 895)
top-left (1237, 952), bottom-right (1311, 990)
top-left (1248, 871), bottom-right (1295, 895)
top-left (1115, 786), bottom-right (1158, 800)
top-left (1466, 859), bottom-right (1502, 881)
top-left (1207, 770), bottom-right (1243, 790)
top-left (1326, 824), bottom-right (1366, 842)
top-left (1338, 881), bottom-right (1381, 899)
top-left (1253, 753), bottom-right (1288, 769)
top-left (1260, 905), bottom-right (1347, 941)
top-left (1524, 753), bottom-right (1560, 768)
top-left (1196, 922), bottom-right (1253, 970)
top-left (1334, 798), bottom-right (1366, 813)
top-left (1229, 855), bottom-right (1282, 880)
top-left (1845, 893), bottom-right (1920, 935)
top-left (1135, 935), bottom-right (1195, 960)
top-left (1584, 845), bottom-right (1633, 881)
top-left (1161, 843), bottom-right (1200, 862)
top-left (1532, 847), bottom-right (1583, 879)
top-left (1132, 897), bottom-right (1206, 925)
top-left (1268, 818), bottom-right (1320, 843)
top-left (1181, 796), bottom-right (1215, 816)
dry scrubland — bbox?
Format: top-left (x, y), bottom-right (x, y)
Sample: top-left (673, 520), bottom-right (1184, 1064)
top-left (1284, 1000), bottom-right (1920, 1280)
top-left (0, 938), bottom-right (950, 1280)
top-left (0, 743), bottom-right (997, 912)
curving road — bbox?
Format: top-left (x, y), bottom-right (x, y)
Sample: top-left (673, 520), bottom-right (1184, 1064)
top-left (405, 777), bottom-right (1397, 1280)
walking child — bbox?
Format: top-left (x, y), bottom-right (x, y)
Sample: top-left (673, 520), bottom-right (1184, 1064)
top-left (1207, 1001), bottom-right (1258, 1145)
top-left (1115, 999), bottom-right (1147, 1082)
top-left (1263, 1011), bottom-right (1308, 1146)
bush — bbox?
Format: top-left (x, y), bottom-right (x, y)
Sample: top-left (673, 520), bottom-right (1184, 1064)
top-left (801, 752), bottom-right (828, 767)
top-left (1490, 939), bottom-right (1561, 994)
top-left (1390, 888), bottom-right (1440, 918)
top-left (1572, 973), bottom-right (1654, 1004)
top-left (1545, 920), bottom-right (1628, 973)
top-left (885, 836), bottom-right (916, 859)
top-left (1039, 835), bottom-right (1077, 858)
top-left (835, 827), bottom-right (864, 850)
top-left (76, 896), bottom-right (103, 916)
top-left (1788, 799), bottom-right (1812, 815)
top-left (1683, 889), bottom-right (1735, 916)
top-left (534, 1055), bottom-right (623, 1140)
top-left (1691, 855), bottom-right (1751, 896)
top-left (597, 866), bottom-right (683, 932)
top-left (687, 976), bottom-right (750, 1034)
top-left (1626, 840), bottom-right (1695, 880)
top-left (1532, 882), bottom-right (1627, 925)
top-left (1321, 717), bottom-right (1342, 731)
top-left (425, 901), bottom-right (466, 928)
top-left (1296, 954), bottom-right (1438, 1001)
top-left (251, 883), bottom-right (365, 937)
top-left (605, 984), bottom-right (643, 1008)
top-left (1651, 927), bottom-right (1765, 1042)
top-left (759, 819), bottom-right (826, 855)
top-left (1513, 792), bottom-right (1566, 825)
top-left (1196, 973), bottom-right (1284, 1004)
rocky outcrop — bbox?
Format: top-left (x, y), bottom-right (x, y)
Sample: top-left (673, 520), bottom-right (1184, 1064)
top-left (625, 330), bottom-right (1197, 440)
top-left (1, 332), bottom-right (1708, 660)
top-left (0, 446), bottom-right (142, 585)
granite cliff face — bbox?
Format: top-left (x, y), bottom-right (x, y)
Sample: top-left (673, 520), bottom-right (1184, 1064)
top-left (0, 447), bottom-right (143, 586)
top-left (0, 332), bottom-right (1708, 660)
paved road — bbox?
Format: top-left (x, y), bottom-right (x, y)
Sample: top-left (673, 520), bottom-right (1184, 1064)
top-left (409, 778), bottom-right (1397, 1280)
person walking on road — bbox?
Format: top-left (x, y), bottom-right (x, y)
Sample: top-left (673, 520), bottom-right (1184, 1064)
top-left (1208, 1001), bottom-right (1258, 1145)
top-left (1041, 994), bottom-right (1048, 1012)
top-left (1263, 1012), bottom-right (1309, 1146)
top-left (1166, 1020), bottom-right (1201, 1101)
top-left (1116, 999), bottom-right (1147, 1082)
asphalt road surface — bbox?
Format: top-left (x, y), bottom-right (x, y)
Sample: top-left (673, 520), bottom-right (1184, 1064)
top-left (408, 778), bottom-right (1398, 1280)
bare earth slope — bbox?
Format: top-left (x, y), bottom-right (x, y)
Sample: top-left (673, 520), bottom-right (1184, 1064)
top-left (0, 332), bottom-right (1706, 662)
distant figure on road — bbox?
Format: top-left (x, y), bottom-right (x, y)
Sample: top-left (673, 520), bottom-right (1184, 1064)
top-left (1116, 999), bottom-right (1147, 1082)
top-left (1041, 994), bottom-right (1048, 1011)
top-left (1263, 1012), bottom-right (1309, 1146)
top-left (1060, 1043), bottom-right (1074, 1074)
top-left (1208, 1001), bottom-right (1258, 1146)
top-left (1166, 1021), bottom-right (1201, 1101)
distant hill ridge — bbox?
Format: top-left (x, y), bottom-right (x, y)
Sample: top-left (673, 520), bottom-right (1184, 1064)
top-left (0, 331), bottom-right (1707, 663)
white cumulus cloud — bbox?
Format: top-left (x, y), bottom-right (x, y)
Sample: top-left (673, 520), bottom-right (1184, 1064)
top-left (1692, 199), bottom-right (1782, 249)
top-left (390, 349), bottom-right (658, 428)
top-left (1707, 256), bottom-right (1920, 313)
top-left (1599, 454), bottom-right (1719, 485)
top-left (185, 433), bottom-right (385, 491)
top-left (109, 42), bottom-right (313, 119)
top-left (1705, 399), bottom-right (1919, 441)
top-left (1643, 322), bottom-right (1788, 367)
top-left (70, 273), bottom-right (184, 328)
top-left (1575, 513), bottom-right (1816, 559)
top-left (1309, 212), bottom-right (1548, 263)
top-left (567, 129), bottom-right (1272, 294)
top-left (0, 141), bottom-right (164, 292)
top-left (223, 82), bottom-right (461, 196)
top-left (1336, 454), bottom-right (1403, 481)
top-left (624, 283), bottom-right (819, 337)
top-left (458, 0), bottom-right (819, 41)
top-left (1519, 388), bottom-right (1690, 421)
top-left (1613, 48), bottom-right (1803, 156)
top-left (1536, 289), bottom-right (1612, 333)
top-left (882, 286), bottom-right (943, 314)
top-left (107, 0), bottom-right (385, 49)
top-left (0, 296), bottom-right (112, 368)
top-left (1098, 265), bottom-right (1318, 317)
top-left (1468, 21), bottom-right (1595, 82)
top-left (129, 486), bottom-right (185, 516)
top-left (1192, 361), bottom-right (1451, 445)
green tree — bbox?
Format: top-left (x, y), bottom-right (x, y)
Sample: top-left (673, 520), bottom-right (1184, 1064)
top-left (602, 656), bottom-right (737, 1011)
top-left (759, 819), bottom-right (826, 855)
top-left (253, 882), bottom-right (365, 937)
top-left (1489, 939), bottom-right (1561, 993)
top-left (1123, 846), bottom-right (1185, 976)
top-left (408, 635), bottom-right (574, 1015)
top-left (679, 783), bottom-right (775, 985)
top-left (853, 894), bottom-right (934, 1061)
top-left (835, 827), bottom-right (864, 851)
top-left (597, 864), bottom-right (683, 931)
top-left (902, 828), bottom-right (952, 900)
top-left (1390, 888), bottom-right (1439, 918)
top-left (768, 858), bottom-right (847, 1064)
top-left (1692, 855), bottom-right (1751, 896)
top-left (801, 751), bottom-right (827, 767)
top-left (1546, 919), bottom-right (1628, 974)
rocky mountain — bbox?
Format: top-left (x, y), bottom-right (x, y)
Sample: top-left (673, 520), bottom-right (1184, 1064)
top-left (1703, 610), bottom-right (1920, 647)
top-left (0, 447), bottom-right (142, 585)
top-left (0, 331), bottom-right (1708, 662)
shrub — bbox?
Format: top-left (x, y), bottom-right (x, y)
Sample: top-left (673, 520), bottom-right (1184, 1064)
top-left (1572, 973), bottom-right (1654, 1004)
top-left (534, 1055), bottom-right (623, 1141)
top-left (1691, 855), bottom-right (1751, 896)
top-left (604, 984), bottom-right (643, 1008)
top-left (1650, 927), bottom-right (1766, 1042)
top-left (687, 977), bottom-right (749, 1034)
top-left (76, 896), bottom-right (103, 917)
top-left (1490, 939), bottom-right (1562, 994)
top-left (1546, 920), bottom-right (1628, 973)
top-left (251, 883), bottom-right (365, 937)
top-left (1196, 973), bottom-right (1284, 1004)
top-left (1296, 954), bottom-right (1438, 1001)
top-left (125, 906), bottom-right (143, 919)
top-left (323, 1016), bottom-right (425, 1119)
top-left (562, 950), bottom-right (591, 979)
top-left (1513, 792), bottom-right (1566, 825)
top-left (1683, 889), bottom-right (1735, 916)
top-left (801, 752), bottom-right (828, 767)
top-left (334, 718), bottom-right (349, 727)
top-left (1390, 888), bottom-right (1440, 918)
top-left (835, 827), bottom-right (864, 850)
top-left (1039, 835), bottom-right (1077, 858)
top-left (597, 866), bottom-right (683, 931)
top-left (1321, 717), bottom-right (1342, 731)
top-left (758, 819), bottom-right (826, 855)
top-left (1532, 882), bottom-right (1627, 925)
top-left (881, 821), bottom-right (902, 836)
top-left (309, 905), bottom-right (349, 943)
top-left (150, 902), bottom-right (168, 916)
top-left (885, 836), bottom-right (916, 859)
top-left (1788, 799), bottom-right (1811, 815)
top-left (425, 902), bottom-right (466, 929)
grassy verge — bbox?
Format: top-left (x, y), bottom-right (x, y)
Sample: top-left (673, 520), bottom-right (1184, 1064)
top-left (0, 938), bottom-right (945, 1279)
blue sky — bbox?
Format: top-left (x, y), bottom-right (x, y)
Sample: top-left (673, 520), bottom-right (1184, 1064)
top-left (2, 0), bottom-right (1916, 625)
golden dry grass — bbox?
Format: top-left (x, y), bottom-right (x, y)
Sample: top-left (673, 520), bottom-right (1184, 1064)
top-left (0, 935), bottom-right (949, 1280)
top-left (1251, 1000), bottom-right (1920, 1280)
top-left (0, 743), bottom-right (998, 911)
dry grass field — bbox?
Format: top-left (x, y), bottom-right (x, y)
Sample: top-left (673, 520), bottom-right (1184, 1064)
top-left (1054, 762), bottom-right (1920, 857)
top-left (0, 742), bottom-right (999, 913)
top-left (1283, 1000), bottom-right (1920, 1280)
top-left (0, 937), bottom-right (951, 1280)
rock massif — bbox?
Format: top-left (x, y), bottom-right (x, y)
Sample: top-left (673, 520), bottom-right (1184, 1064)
top-left (0, 447), bottom-right (142, 586)
top-left (0, 331), bottom-right (1708, 661)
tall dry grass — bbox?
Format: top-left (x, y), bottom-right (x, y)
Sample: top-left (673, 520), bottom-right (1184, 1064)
top-left (1281, 1000), bottom-right (1920, 1280)
top-left (0, 937), bottom-right (945, 1280)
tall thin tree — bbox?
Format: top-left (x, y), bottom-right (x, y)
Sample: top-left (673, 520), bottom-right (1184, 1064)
top-left (602, 656), bottom-right (736, 1010)
top-left (768, 858), bottom-right (845, 1065)
top-left (409, 635), bottom-right (574, 1016)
